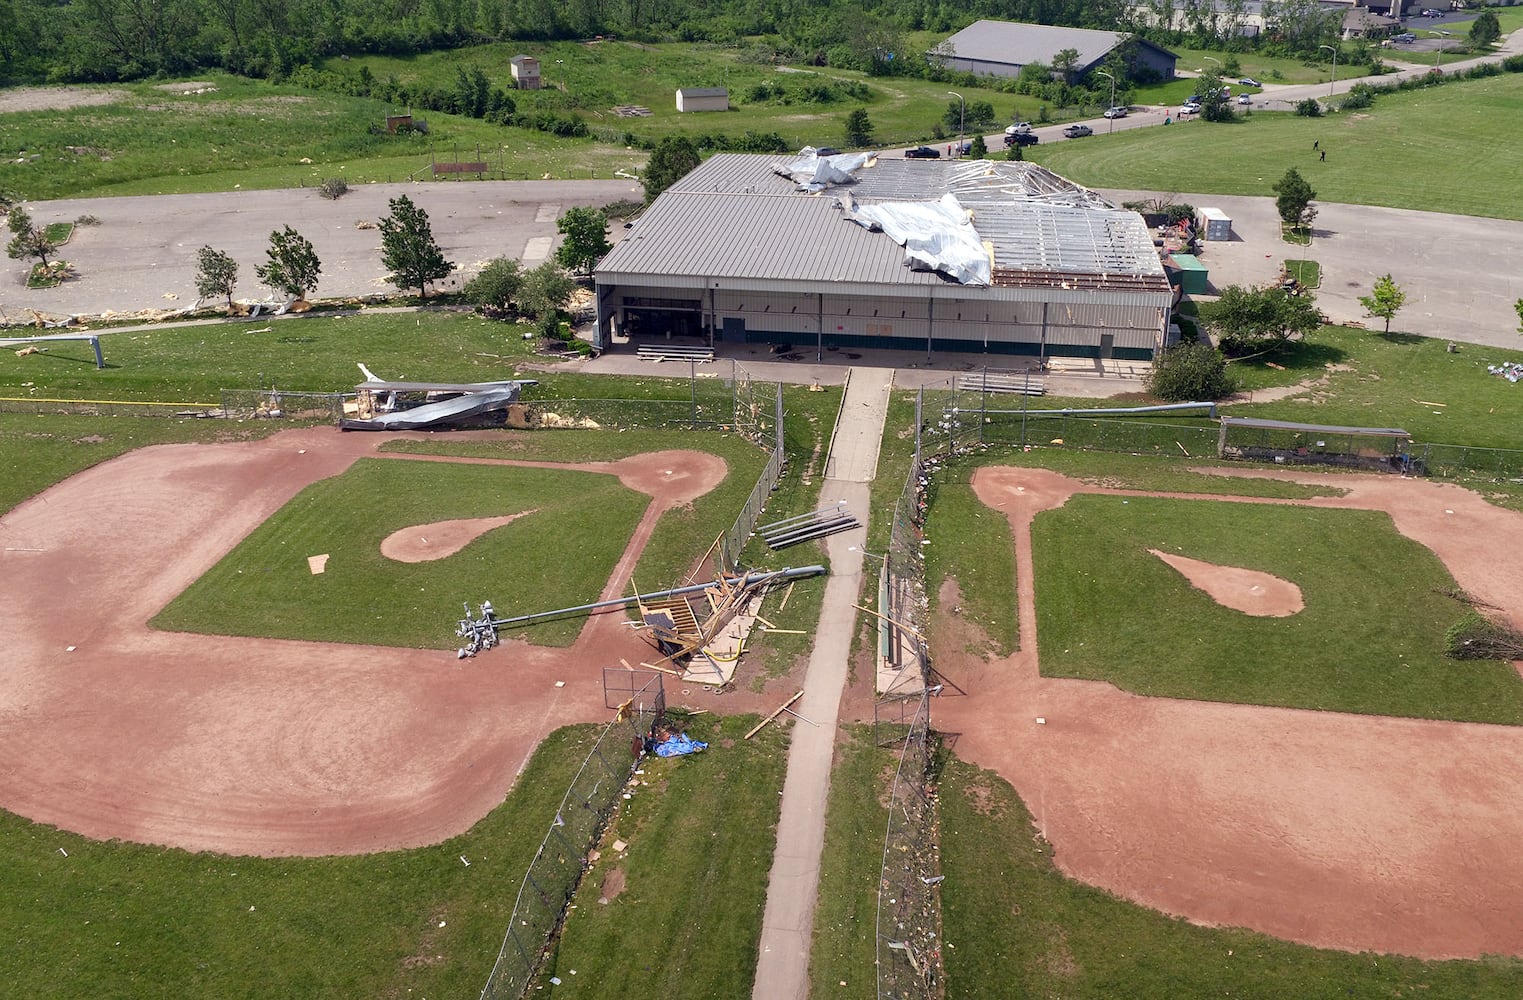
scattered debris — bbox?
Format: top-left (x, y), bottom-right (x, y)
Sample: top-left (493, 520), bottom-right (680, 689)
top-left (307, 553), bottom-right (329, 575)
top-left (455, 601), bottom-right (499, 658)
top-left (1487, 363), bottom-right (1523, 384)
top-left (745, 690), bottom-right (804, 739)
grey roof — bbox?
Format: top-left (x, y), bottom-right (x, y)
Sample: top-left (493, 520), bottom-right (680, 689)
top-left (1220, 416), bottom-right (1410, 437)
top-left (598, 153), bottom-right (1165, 289)
top-left (677, 87), bottom-right (728, 97)
top-left (939, 20), bottom-right (1174, 69)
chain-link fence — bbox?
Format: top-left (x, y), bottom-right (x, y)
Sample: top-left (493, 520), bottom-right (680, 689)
top-left (218, 388), bottom-right (347, 422)
top-left (718, 382), bottom-right (785, 575)
top-left (479, 671), bottom-right (666, 1000)
top-left (0, 395), bottom-right (219, 417)
top-left (528, 361), bottom-right (778, 443)
top-left (1413, 442), bottom-right (1523, 481)
top-left (876, 689), bottom-right (943, 1000)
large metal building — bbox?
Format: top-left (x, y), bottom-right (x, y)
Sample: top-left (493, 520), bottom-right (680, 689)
top-left (593, 152), bottom-right (1172, 364)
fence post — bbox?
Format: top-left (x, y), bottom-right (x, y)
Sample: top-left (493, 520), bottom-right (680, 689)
top-left (979, 366), bottom-right (987, 445)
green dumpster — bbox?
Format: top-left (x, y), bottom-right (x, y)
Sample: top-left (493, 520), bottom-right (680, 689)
top-left (1170, 253), bottom-right (1209, 295)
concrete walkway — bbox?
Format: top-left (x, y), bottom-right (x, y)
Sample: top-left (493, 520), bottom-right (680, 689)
top-left (752, 368), bottom-right (892, 1000)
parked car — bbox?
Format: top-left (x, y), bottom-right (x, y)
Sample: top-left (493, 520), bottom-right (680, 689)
top-left (1239, 77), bottom-right (1261, 88)
top-left (1004, 121), bottom-right (1035, 135)
top-left (905, 146), bottom-right (941, 159)
top-left (1178, 102), bottom-right (1201, 116)
top-left (1237, 94), bottom-right (1252, 105)
top-left (1062, 123), bottom-right (1093, 138)
top-left (1004, 131), bottom-right (1040, 147)
top-left (1395, 31), bottom-right (1417, 41)
top-left (1103, 106), bottom-right (1129, 119)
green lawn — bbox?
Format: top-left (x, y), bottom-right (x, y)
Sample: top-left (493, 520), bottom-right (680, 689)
top-left (153, 457), bottom-right (649, 647)
top-left (1224, 324), bottom-right (1523, 451)
top-left (924, 481), bottom-right (1020, 658)
top-left (0, 723), bottom-right (602, 999)
top-left (808, 726), bottom-right (893, 995)
top-left (0, 74), bottom-right (642, 201)
top-left (1032, 495), bottom-right (1523, 723)
top-left (1028, 72), bottom-right (1523, 220)
top-left (1284, 258), bottom-right (1322, 287)
top-left (940, 757), bottom-right (1523, 998)
top-left (534, 711), bottom-right (788, 996)
top-left (0, 310), bottom-right (552, 403)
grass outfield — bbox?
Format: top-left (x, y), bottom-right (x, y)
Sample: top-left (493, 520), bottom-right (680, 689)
top-left (154, 457), bottom-right (648, 648)
top-left (939, 757), bottom-right (1523, 998)
top-left (533, 712), bottom-right (788, 995)
top-left (1032, 495), bottom-right (1523, 724)
top-left (1028, 72), bottom-right (1523, 221)
top-left (0, 724), bottom-right (591, 998)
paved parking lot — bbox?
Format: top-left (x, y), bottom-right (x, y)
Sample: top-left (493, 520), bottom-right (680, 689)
top-left (1104, 188), bottom-right (1523, 351)
top-left (2, 179), bottom-right (640, 318)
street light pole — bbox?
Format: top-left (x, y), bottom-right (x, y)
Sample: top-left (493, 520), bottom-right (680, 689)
top-left (1434, 30), bottom-right (1452, 70)
top-left (947, 90), bottom-right (964, 157)
top-left (1319, 44), bottom-right (1337, 98)
top-left (1097, 70), bottom-right (1116, 132)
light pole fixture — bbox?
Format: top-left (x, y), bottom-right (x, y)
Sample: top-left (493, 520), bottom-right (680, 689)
top-left (1096, 70), bottom-right (1116, 131)
top-left (1434, 30), bottom-right (1452, 70)
top-left (1319, 44), bottom-right (1338, 98)
top-left (947, 90), bottom-right (965, 157)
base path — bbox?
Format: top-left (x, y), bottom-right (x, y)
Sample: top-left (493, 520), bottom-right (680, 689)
top-left (935, 466), bottom-right (1523, 959)
top-left (753, 369), bottom-right (892, 1000)
top-left (0, 427), bottom-right (723, 857)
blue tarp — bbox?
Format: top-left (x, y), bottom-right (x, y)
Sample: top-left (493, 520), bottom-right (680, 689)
top-left (654, 734), bottom-right (708, 758)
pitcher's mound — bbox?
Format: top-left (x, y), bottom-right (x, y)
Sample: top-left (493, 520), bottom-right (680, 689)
top-left (381, 512), bottom-right (536, 563)
top-left (1148, 549), bottom-right (1304, 617)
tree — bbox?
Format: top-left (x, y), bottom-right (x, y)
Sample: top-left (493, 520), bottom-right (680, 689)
top-left (968, 134), bottom-right (988, 159)
top-left (5, 207), bottom-right (59, 270)
top-left (1358, 273), bottom-right (1407, 334)
top-left (1197, 67), bottom-right (1233, 121)
top-left (642, 136), bottom-right (700, 203)
top-left (378, 194), bottom-right (455, 298)
top-left (1272, 167), bottom-right (1318, 230)
top-left (1514, 297), bottom-right (1523, 335)
top-left (518, 261), bottom-right (577, 326)
top-left (966, 99), bottom-right (996, 130)
top-left (844, 108), bottom-right (874, 147)
top-left (194, 246), bottom-right (239, 310)
top-left (1052, 47), bottom-right (1081, 81)
top-left (255, 225), bottom-right (321, 301)
top-left (1469, 9), bottom-right (1501, 46)
top-left (555, 207), bottom-right (611, 278)
top-left (463, 258), bottom-right (523, 316)
top-left (1210, 284), bottom-right (1323, 358)
top-left (1147, 342), bottom-right (1238, 401)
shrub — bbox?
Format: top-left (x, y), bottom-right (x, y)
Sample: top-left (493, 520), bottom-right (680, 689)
top-left (1146, 343), bottom-right (1237, 401)
top-left (1295, 98), bottom-right (1323, 117)
top-left (1339, 84), bottom-right (1376, 111)
top-left (1446, 610), bottom-right (1523, 661)
top-left (318, 178), bottom-right (349, 200)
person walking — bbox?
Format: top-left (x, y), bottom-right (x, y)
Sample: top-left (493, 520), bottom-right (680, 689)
top-left (1313, 140), bottom-right (1319, 150)
top-left (1320, 149), bottom-right (1326, 162)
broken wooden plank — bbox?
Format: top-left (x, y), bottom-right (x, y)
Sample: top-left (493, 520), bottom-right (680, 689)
top-left (745, 690), bottom-right (804, 739)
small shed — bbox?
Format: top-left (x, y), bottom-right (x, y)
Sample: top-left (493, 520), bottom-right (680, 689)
top-left (676, 87), bottom-right (729, 113)
top-left (510, 55), bottom-right (541, 90)
top-left (1169, 253), bottom-right (1210, 295)
top-left (1198, 207), bottom-right (1232, 241)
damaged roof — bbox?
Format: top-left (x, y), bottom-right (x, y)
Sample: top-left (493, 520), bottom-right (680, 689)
top-left (598, 152), bottom-right (1166, 292)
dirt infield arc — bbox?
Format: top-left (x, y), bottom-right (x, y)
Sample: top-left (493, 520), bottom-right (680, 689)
top-left (0, 428), bottom-right (725, 857)
top-left (934, 467), bottom-right (1523, 960)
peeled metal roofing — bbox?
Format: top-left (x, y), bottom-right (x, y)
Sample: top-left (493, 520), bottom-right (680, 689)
top-left (600, 153), bottom-right (1164, 286)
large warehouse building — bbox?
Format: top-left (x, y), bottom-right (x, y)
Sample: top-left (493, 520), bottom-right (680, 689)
top-left (593, 152), bottom-right (1172, 364)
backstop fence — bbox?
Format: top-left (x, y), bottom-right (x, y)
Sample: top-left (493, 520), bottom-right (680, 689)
top-left (218, 388), bottom-right (347, 422)
top-left (479, 671), bottom-right (666, 1000)
top-left (717, 381), bottom-right (785, 575)
top-left (875, 689), bottom-right (944, 1000)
